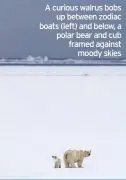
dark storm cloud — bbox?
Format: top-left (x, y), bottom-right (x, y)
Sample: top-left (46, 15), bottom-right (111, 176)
top-left (0, 0), bottom-right (125, 58)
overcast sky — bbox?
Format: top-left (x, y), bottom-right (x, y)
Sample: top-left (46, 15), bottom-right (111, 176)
top-left (0, 0), bottom-right (125, 58)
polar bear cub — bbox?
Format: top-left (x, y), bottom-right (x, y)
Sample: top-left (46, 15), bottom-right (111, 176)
top-left (52, 156), bottom-right (61, 168)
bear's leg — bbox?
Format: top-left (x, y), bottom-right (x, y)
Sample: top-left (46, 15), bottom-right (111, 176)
top-left (58, 161), bottom-right (61, 168)
top-left (54, 162), bottom-right (60, 168)
top-left (64, 161), bottom-right (69, 168)
top-left (77, 160), bottom-right (83, 168)
top-left (54, 163), bottom-right (58, 168)
top-left (69, 160), bottom-right (77, 168)
top-left (64, 154), bottom-right (71, 168)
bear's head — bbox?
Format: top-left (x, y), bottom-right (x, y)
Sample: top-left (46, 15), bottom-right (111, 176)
top-left (52, 156), bottom-right (57, 159)
top-left (83, 150), bottom-right (91, 157)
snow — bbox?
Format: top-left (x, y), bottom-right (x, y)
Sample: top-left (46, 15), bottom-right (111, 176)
top-left (0, 66), bottom-right (126, 179)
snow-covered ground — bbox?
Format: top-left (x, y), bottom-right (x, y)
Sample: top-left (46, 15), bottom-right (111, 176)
top-left (0, 66), bottom-right (126, 76)
top-left (0, 66), bottom-right (126, 179)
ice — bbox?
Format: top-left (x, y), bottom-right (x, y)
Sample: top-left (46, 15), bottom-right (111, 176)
top-left (0, 66), bottom-right (125, 179)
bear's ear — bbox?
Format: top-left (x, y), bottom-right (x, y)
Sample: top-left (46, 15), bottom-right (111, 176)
top-left (83, 150), bottom-right (86, 154)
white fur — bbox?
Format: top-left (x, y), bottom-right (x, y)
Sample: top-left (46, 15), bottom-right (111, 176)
top-left (52, 156), bottom-right (61, 168)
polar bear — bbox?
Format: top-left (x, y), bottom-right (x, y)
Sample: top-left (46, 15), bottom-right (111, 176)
top-left (52, 156), bottom-right (61, 168)
top-left (63, 150), bottom-right (91, 168)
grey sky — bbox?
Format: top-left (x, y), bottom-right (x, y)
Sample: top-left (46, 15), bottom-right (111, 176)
top-left (0, 0), bottom-right (125, 58)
